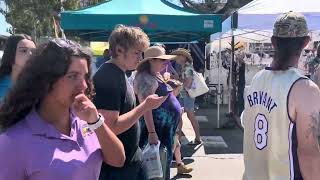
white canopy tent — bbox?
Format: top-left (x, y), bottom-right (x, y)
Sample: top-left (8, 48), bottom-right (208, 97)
top-left (241, 0), bottom-right (319, 29)
top-left (222, 0), bottom-right (320, 32)
top-left (210, 29), bottom-right (272, 49)
top-left (211, 0), bottom-right (320, 41)
top-left (210, 0), bottom-right (320, 127)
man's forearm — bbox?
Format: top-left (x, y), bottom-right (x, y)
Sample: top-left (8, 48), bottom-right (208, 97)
top-left (95, 123), bottom-right (125, 167)
top-left (102, 101), bottom-right (147, 135)
top-left (299, 153), bottom-right (320, 180)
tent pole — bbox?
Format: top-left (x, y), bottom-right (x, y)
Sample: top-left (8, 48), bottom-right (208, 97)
top-left (260, 42), bottom-right (263, 64)
top-left (217, 32), bottom-right (222, 128)
top-left (228, 28), bottom-right (234, 113)
top-left (204, 44), bottom-right (210, 83)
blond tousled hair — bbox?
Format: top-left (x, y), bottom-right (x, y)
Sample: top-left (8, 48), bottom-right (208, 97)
top-left (108, 24), bottom-right (150, 58)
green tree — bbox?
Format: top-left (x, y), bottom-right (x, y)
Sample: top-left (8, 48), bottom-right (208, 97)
top-left (0, 0), bottom-right (104, 39)
top-left (167, 0), bottom-right (252, 19)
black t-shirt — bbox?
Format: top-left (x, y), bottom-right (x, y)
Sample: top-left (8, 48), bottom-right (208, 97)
top-left (93, 63), bottom-right (141, 167)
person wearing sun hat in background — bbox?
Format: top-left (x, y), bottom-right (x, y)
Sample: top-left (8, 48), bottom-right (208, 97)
top-left (134, 45), bottom-right (183, 179)
top-left (171, 48), bottom-right (202, 145)
top-left (152, 43), bottom-right (193, 175)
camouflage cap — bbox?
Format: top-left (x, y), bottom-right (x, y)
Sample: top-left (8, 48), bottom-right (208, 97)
top-left (273, 11), bottom-right (309, 38)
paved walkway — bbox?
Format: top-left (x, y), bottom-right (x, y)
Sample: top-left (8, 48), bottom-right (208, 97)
top-left (170, 106), bottom-right (244, 180)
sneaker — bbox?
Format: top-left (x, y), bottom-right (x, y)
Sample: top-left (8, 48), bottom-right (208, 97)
top-left (177, 164), bottom-right (193, 174)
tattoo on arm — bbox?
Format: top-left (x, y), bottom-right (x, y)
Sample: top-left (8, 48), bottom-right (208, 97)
top-left (310, 111), bottom-right (320, 147)
top-left (135, 73), bottom-right (158, 99)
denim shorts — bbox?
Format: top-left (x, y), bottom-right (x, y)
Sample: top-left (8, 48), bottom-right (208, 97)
top-left (179, 95), bottom-right (195, 112)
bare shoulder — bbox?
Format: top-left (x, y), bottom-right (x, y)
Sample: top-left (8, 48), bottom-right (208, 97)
top-left (289, 78), bottom-right (320, 122)
top-left (134, 72), bottom-right (156, 86)
top-left (288, 78), bottom-right (320, 156)
top-left (289, 78), bottom-right (320, 121)
top-left (133, 72), bottom-right (158, 96)
top-left (290, 78), bottom-right (320, 103)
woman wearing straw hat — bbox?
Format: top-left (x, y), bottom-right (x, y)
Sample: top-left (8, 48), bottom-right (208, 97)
top-left (134, 46), bottom-right (182, 179)
top-left (171, 48), bottom-right (201, 145)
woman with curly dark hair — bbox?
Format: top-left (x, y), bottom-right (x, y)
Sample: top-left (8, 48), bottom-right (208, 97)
top-left (0, 38), bottom-right (125, 180)
top-left (0, 34), bottom-right (36, 100)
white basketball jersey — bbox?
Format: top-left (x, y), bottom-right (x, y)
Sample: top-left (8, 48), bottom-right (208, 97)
top-left (242, 67), bottom-right (307, 180)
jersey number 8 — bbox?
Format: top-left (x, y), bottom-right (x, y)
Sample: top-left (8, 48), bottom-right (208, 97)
top-left (254, 114), bottom-right (268, 150)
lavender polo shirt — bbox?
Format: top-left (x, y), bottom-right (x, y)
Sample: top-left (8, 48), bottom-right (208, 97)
top-left (0, 109), bottom-right (103, 180)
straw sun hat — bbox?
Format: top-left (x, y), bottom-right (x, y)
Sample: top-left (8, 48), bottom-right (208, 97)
top-left (170, 48), bottom-right (193, 63)
top-left (137, 46), bottom-right (176, 68)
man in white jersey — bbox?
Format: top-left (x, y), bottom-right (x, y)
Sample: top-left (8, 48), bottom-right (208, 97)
top-left (242, 11), bottom-right (320, 180)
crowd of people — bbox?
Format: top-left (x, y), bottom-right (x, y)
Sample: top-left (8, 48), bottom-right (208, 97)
top-left (0, 24), bottom-right (196, 180)
top-left (0, 10), bottom-right (320, 180)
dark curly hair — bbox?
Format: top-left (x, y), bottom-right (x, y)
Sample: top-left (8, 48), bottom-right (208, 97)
top-left (0, 34), bottom-right (34, 80)
top-left (0, 38), bottom-right (94, 130)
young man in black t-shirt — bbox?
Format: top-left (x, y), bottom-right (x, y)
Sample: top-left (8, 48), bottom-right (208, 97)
top-left (93, 25), bottom-right (167, 180)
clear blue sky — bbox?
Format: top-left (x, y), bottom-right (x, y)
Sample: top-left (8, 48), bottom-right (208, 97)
top-left (0, 2), bottom-right (10, 35)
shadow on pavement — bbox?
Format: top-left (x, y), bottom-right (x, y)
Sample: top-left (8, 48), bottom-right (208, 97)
top-left (170, 174), bottom-right (192, 180)
top-left (182, 158), bottom-right (194, 165)
top-left (180, 104), bottom-right (244, 157)
top-left (171, 158), bottom-right (195, 167)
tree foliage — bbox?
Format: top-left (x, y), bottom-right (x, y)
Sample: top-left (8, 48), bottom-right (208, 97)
top-left (0, 0), bottom-right (104, 38)
top-left (172, 0), bottom-right (252, 19)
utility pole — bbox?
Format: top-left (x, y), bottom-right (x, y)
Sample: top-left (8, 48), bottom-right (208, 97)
top-left (228, 11), bottom-right (238, 114)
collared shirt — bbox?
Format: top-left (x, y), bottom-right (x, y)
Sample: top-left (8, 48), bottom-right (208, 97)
top-left (0, 109), bottom-right (102, 180)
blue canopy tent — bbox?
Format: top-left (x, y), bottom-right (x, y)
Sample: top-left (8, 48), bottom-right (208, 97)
top-left (61, 0), bottom-right (225, 127)
top-left (61, 0), bottom-right (222, 42)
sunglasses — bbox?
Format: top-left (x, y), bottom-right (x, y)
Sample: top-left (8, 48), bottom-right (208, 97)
top-left (155, 58), bottom-right (169, 62)
top-left (49, 38), bottom-right (80, 49)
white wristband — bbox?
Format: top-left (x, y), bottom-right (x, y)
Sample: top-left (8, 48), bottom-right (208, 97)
top-left (87, 114), bottom-right (104, 131)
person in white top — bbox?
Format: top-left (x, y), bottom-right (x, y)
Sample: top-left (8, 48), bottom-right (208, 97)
top-left (242, 11), bottom-right (320, 180)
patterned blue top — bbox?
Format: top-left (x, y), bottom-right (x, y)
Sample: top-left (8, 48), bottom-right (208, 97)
top-left (134, 72), bottom-right (181, 176)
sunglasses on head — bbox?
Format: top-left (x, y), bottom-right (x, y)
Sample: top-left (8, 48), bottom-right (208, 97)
top-left (49, 38), bottom-right (80, 49)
